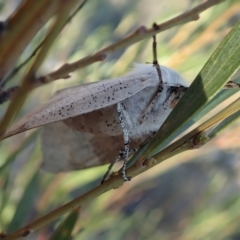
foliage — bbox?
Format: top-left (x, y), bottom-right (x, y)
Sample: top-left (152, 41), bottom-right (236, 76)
top-left (0, 0), bottom-right (240, 239)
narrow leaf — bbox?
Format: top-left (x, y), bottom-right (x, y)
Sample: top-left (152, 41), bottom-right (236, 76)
top-left (145, 19), bottom-right (240, 157)
top-left (208, 110), bottom-right (240, 139)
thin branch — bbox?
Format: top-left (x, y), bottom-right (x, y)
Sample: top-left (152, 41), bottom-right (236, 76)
top-left (67, 0), bottom-right (88, 23)
top-left (0, 0), bottom-right (225, 104)
top-left (39, 0), bottom-right (225, 83)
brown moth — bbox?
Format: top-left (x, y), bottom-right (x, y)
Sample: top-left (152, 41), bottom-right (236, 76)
top-left (2, 63), bottom-right (189, 178)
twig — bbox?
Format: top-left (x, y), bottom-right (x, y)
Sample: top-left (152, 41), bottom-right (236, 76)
top-left (39, 0), bottom-right (225, 83)
top-left (152, 24), bottom-right (163, 86)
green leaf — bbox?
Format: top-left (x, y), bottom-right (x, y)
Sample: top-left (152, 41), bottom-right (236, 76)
top-left (49, 209), bottom-right (80, 240)
top-left (7, 171), bottom-right (39, 233)
top-left (144, 19), bottom-right (240, 157)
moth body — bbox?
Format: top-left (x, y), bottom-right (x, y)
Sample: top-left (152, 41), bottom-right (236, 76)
top-left (3, 64), bottom-right (189, 173)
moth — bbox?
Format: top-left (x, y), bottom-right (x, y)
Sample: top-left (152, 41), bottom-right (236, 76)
top-left (2, 63), bottom-right (189, 180)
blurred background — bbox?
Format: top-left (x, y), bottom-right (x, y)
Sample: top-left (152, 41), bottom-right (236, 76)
top-left (0, 0), bottom-right (240, 239)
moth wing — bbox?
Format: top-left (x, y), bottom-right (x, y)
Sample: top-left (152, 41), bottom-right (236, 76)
top-left (3, 69), bottom-right (158, 139)
top-left (41, 121), bottom-right (124, 172)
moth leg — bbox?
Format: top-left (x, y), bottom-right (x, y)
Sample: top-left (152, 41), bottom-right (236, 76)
top-left (169, 86), bottom-right (187, 108)
top-left (140, 87), bottom-right (163, 122)
top-left (101, 149), bottom-right (138, 184)
top-left (101, 101), bottom-right (131, 182)
top-left (224, 81), bottom-right (240, 89)
top-left (101, 153), bottom-right (122, 184)
top-left (121, 102), bottom-right (134, 128)
top-left (140, 32), bottom-right (164, 121)
top-left (117, 101), bottom-right (131, 181)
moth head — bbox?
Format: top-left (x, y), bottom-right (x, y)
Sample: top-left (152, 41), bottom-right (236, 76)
top-left (130, 63), bottom-right (189, 89)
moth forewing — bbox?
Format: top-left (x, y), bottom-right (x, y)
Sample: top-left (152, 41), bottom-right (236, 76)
top-left (2, 64), bottom-right (187, 139)
top-left (2, 64), bottom-right (164, 139)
